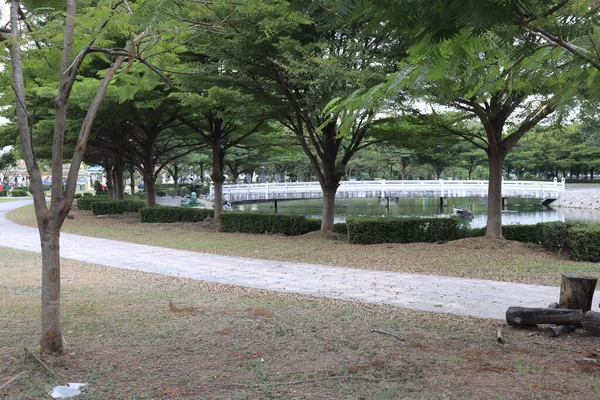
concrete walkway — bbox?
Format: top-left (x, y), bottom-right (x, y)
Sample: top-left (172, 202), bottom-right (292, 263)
top-left (2, 199), bottom-right (598, 320)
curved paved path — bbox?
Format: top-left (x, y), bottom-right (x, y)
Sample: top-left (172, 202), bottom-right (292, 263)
top-left (2, 199), bottom-right (598, 320)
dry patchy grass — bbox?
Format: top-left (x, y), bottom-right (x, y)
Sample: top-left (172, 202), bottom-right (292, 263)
top-left (6, 205), bottom-right (599, 287)
top-left (2, 248), bottom-right (600, 399)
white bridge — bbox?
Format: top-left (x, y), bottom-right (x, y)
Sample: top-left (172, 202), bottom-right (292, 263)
top-left (213, 178), bottom-right (565, 203)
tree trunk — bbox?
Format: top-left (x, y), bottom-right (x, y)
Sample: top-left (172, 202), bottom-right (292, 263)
top-left (172, 165), bottom-right (179, 193)
top-left (506, 306), bottom-right (584, 328)
top-left (105, 167), bottom-right (115, 199)
top-left (40, 225), bottom-right (63, 355)
top-left (211, 142), bottom-right (225, 218)
top-left (559, 273), bottom-right (598, 312)
top-left (145, 173), bottom-right (157, 207)
top-left (129, 167), bottom-right (135, 195)
top-left (114, 163), bottom-right (124, 200)
top-left (321, 185), bottom-right (338, 231)
top-left (486, 150), bottom-right (504, 238)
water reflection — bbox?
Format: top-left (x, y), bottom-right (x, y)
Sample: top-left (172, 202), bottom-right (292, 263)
top-left (232, 197), bottom-right (600, 228)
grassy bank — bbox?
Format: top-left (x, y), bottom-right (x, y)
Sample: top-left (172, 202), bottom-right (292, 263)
top-left (6, 204), bottom-right (599, 286)
top-left (1, 247), bottom-right (599, 399)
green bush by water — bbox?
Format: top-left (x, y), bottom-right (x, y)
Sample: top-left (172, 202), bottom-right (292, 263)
top-left (347, 217), bottom-right (464, 244)
top-left (220, 212), bottom-right (316, 236)
top-left (568, 225), bottom-right (600, 262)
top-left (140, 206), bottom-right (214, 223)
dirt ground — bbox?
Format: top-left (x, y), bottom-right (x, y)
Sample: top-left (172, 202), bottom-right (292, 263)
top-left (2, 247), bottom-right (600, 399)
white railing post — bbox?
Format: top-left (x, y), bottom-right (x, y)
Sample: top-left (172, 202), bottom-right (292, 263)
top-left (381, 179), bottom-right (386, 198)
top-left (439, 179), bottom-right (444, 197)
top-left (265, 182), bottom-right (269, 199)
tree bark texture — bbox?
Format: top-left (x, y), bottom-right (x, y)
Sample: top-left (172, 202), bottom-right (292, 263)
top-left (144, 173), bottom-right (157, 207)
top-left (211, 140), bottom-right (225, 218)
top-left (486, 148), bottom-right (504, 238)
top-left (321, 186), bottom-right (338, 231)
top-left (506, 306), bottom-right (584, 328)
top-left (559, 273), bottom-right (598, 312)
top-left (40, 227), bottom-right (63, 354)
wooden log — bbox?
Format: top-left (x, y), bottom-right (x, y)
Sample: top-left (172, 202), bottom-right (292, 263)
top-left (559, 273), bottom-right (598, 312)
top-left (583, 311), bottom-right (600, 334)
top-left (506, 307), bottom-right (584, 328)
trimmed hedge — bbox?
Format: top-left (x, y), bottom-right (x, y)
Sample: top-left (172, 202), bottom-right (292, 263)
top-left (568, 225), bottom-right (600, 262)
top-left (502, 224), bottom-right (543, 244)
top-left (11, 190), bottom-right (28, 197)
top-left (140, 206), bottom-right (214, 223)
top-left (347, 217), bottom-right (464, 244)
top-left (91, 200), bottom-right (146, 215)
top-left (219, 212), bottom-right (316, 235)
top-left (77, 196), bottom-right (111, 210)
top-left (0, 190), bottom-right (7, 197)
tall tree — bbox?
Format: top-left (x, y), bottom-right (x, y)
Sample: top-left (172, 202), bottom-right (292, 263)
top-left (196, 1), bottom-right (406, 229)
top-left (5, 0), bottom-right (177, 355)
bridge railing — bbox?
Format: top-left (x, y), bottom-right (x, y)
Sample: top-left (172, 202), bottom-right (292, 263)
top-left (212, 178), bottom-right (566, 201)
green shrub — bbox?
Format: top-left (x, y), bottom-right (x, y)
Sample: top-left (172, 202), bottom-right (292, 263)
top-left (77, 196), bottom-right (110, 210)
top-left (91, 200), bottom-right (146, 215)
top-left (306, 218), bottom-right (322, 232)
top-left (140, 206), bottom-right (214, 223)
top-left (538, 221), bottom-right (582, 253)
top-left (156, 190), bottom-right (167, 197)
top-left (465, 227), bottom-right (486, 238)
top-left (502, 224), bottom-right (543, 244)
top-left (82, 192), bottom-right (94, 197)
top-left (219, 212), bottom-right (315, 235)
top-left (11, 190), bottom-right (28, 197)
top-left (93, 180), bottom-right (102, 193)
top-left (74, 193), bottom-right (82, 199)
top-left (347, 216), bottom-right (463, 244)
top-left (333, 222), bottom-right (347, 235)
top-left (136, 191), bottom-right (147, 200)
top-left (568, 225), bottom-right (600, 262)
top-left (0, 190), bottom-right (7, 197)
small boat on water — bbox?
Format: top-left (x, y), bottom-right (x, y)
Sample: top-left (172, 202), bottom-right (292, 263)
top-left (452, 202), bottom-right (474, 218)
top-left (453, 207), bottom-right (473, 217)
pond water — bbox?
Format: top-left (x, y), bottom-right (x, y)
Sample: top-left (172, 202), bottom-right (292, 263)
top-left (231, 197), bottom-right (600, 228)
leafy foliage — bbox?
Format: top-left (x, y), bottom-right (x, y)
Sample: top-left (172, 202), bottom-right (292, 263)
top-left (219, 212), bottom-right (317, 235)
top-left (140, 206), bottom-right (213, 223)
top-left (91, 200), bottom-right (147, 215)
top-left (347, 216), bottom-right (464, 244)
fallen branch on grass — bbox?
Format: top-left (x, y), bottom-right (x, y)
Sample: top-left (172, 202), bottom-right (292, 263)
top-left (0, 371), bottom-right (25, 392)
top-left (496, 328), bottom-right (504, 344)
top-left (576, 358), bottom-right (600, 366)
top-left (370, 330), bottom-right (404, 341)
top-left (24, 347), bottom-right (61, 381)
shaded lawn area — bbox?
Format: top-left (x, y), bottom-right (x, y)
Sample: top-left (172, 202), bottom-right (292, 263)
top-left (1, 247), bottom-right (600, 399)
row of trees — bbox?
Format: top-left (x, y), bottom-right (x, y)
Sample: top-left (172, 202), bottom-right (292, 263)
top-left (1, 0), bottom-right (600, 355)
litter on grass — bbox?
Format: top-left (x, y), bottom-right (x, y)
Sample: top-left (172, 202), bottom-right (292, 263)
top-left (48, 383), bottom-right (86, 398)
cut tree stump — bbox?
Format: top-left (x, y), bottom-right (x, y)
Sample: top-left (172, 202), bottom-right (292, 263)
top-left (582, 311), bottom-right (600, 334)
top-left (506, 307), bottom-right (584, 328)
top-left (559, 273), bottom-right (598, 312)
